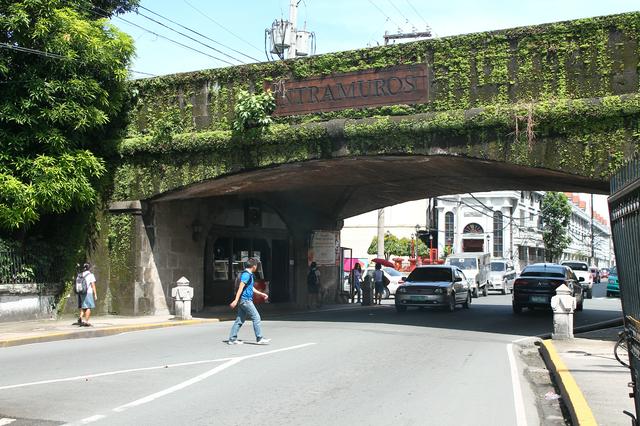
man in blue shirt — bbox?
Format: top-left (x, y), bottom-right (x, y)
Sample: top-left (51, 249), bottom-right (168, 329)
top-left (228, 258), bottom-right (271, 345)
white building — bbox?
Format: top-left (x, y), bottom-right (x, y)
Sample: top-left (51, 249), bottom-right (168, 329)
top-left (342, 191), bottom-right (612, 271)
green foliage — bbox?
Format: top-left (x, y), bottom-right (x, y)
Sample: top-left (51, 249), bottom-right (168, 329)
top-left (0, 0), bottom-right (135, 230)
top-left (232, 90), bottom-right (276, 131)
top-left (367, 233), bottom-right (428, 259)
top-left (541, 192), bottom-right (572, 262)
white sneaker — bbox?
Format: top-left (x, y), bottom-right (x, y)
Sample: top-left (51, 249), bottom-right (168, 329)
top-left (227, 339), bottom-right (243, 345)
top-left (256, 338), bottom-right (271, 345)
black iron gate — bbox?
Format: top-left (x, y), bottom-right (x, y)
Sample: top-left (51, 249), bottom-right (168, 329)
top-left (609, 157), bottom-right (640, 424)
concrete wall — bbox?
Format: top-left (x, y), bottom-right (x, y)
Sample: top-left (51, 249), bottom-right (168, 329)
top-left (0, 284), bottom-right (56, 322)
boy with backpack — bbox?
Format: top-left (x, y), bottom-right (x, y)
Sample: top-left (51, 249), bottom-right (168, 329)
top-left (307, 262), bottom-right (321, 309)
top-left (74, 263), bottom-right (97, 327)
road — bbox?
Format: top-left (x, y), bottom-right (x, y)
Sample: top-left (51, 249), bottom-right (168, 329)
top-left (0, 282), bottom-right (622, 426)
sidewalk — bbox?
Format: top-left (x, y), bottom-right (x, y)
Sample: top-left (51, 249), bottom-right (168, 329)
top-left (540, 327), bottom-right (635, 426)
top-left (0, 302), bottom-right (365, 348)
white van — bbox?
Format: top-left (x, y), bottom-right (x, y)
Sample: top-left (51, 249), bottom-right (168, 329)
top-left (445, 253), bottom-right (491, 297)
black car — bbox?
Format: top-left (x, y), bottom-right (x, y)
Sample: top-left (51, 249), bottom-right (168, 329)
top-left (395, 265), bottom-right (471, 312)
top-left (512, 263), bottom-right (584, 314)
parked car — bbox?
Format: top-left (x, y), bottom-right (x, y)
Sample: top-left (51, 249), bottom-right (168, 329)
top-left (445, 252), bottom-right (491, 298)
top-left (606, 266), bottom-right (619, 297)
top-left (600, 268), bottom-right (610, 280)
top-left (488, 259), bottom-right (517, 294)
top-left (364, 266), bottom-right (404, 298)
top-left (589, 267), bottom-right (601, 284)
top-left (395, 265), bottom-right (471, 312)
top-left (560, 261), bottom-right (593, 299)
top-left (512, 263), bottom-right (584, 314)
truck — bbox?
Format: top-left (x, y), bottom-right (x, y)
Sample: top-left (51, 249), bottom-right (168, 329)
top-left (445, 252), bottom-right (491, 298)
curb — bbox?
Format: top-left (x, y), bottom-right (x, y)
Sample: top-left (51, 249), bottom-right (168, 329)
top-left (539, 339), bottom-right (598, 426)
top-left (537, 317), bottom-right (624, 340)
top-left (0, 318), bottom-right (219, 348)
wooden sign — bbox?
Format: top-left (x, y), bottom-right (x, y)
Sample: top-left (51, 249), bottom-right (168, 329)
top-left (267, 64), bottom-right (429, 116)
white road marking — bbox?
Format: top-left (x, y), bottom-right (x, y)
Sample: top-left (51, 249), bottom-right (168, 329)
top-left (507, 343), bottom-right (528, 426)
top-left (61, 342), bottom-right (316, 425)
top-left (0, 357), bottom-right (235, 391)
top-left (0, 418), bottom-right (16, 425)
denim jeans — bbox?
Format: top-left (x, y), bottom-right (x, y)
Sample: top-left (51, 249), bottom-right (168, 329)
top-left (229, 300), bottom-right (263, 341)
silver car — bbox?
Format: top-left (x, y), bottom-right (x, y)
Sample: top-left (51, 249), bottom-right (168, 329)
top-left (488, 259), bottom-right (517, 294)
top-left (395, 266), bottom-right (472, 312)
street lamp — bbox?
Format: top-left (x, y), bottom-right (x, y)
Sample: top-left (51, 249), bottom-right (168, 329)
top-left (485, 234), bottom-right (491, 254)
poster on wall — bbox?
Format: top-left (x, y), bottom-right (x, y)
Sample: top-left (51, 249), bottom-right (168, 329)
top-left (308, 231), bottom-right (340, 266)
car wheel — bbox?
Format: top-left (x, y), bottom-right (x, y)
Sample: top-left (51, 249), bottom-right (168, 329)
top-left (395, 305), bottom-right (407, 313)
top-left (383, 288), bottom-right (390, 299)
top-left (576, 298), bottom-right (584, 311)
top-left (482, 284), bottom-right (488, 297)
top-left (472, 287), bottom-right (479, 298)
top-left (501, 280), bottom-right (508, 295)
top-left (586, 289), bottom-right (593, 299)
top-left (512, 303), bottom-right (523, 314)
top-left (463, 291), bottom-right (471, 309)
top-left (606, 291), bottom-right (612, 297)
top-left (448, 294), bottom-right (456, 312)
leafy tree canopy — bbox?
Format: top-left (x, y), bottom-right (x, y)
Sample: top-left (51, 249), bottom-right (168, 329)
top-left (541, 192), bottom-right (572, 263)
top-left (0, 0), bottom-right (136, 230)
top-left (367, 233), bottom-right (430, 259)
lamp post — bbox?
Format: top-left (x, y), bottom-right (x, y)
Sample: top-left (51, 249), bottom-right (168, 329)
top-left (486, 234), bottom-right (491, 255)
top-left (429, 234), bottom-right (434, 263)
top-left (410, 233), bottom-right (416, 259)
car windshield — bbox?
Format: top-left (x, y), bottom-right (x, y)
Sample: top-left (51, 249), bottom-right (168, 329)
top-left (610, 266), bottom-right (617, 275)
top-left (383, 267), bottom-right (402, 277)
top-left (521, 267), bottom-right (565, 278)
top-left (491, 262), bottom-right (505, 272)
top-left (563, 262), bottom-right (588, 271)
top-left (448, 258), bottom-right (477, 270)
top-left (407, 268), bottom-right (453, 282)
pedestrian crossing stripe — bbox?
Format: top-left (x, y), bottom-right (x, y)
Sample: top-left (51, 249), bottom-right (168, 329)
top-left (0, 418), bottom-right (16, 425)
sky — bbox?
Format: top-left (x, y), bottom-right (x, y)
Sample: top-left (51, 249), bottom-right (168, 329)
top-left (114, 0), bottom-right (634, 218)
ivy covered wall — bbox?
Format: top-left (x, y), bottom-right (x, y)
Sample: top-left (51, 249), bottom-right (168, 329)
top-left (113, 12), bottom-right (640, 201)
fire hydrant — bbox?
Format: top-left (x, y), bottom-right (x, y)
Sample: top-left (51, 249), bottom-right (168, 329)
top-left (551, 284), bottom-right (576, 340)
top-left (171, 276), bottom-right (193, 320)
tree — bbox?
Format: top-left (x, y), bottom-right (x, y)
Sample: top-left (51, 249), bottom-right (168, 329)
top-left (0, 0), bottom-right (136, 231)
top-left (541, 192), bottom-right (572, 262)
top-left (367, 233), bottom-right (404, 260)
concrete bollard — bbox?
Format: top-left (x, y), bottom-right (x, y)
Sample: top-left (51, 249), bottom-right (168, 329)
top-left (551, 284), bottom-right (576, 340)
top-left (171, 276), bottom-right (194, 320)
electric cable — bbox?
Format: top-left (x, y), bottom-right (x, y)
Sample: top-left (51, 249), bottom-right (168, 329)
top-left (88, 6), bottom-right (235, 66)
top-left (404, 0), bottom-right (430, 29)
top-left (182, 0), bottom-right (264, 55)
top-left (385, 0), bottom-right (415, 28)
top-left (367, 0), bottom-right (403, 30)
top-left (0, 42), bottom-right (68, 60)
top-left (138, 6), bottom-right (260, 63)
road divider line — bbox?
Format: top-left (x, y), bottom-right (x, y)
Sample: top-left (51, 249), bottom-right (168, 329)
top-left (0, 357), bottom-right (235, 391)
top-left (0, 418), bottom-right (16, 425)
top-left (507, 343), bottom-right (528, 426)
top-left (112, 342), bottom-right (316, 414)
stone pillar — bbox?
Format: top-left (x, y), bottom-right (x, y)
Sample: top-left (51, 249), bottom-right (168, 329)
top-left (551, 284), bottom-right (576, 339)
top-left (171, 276), bottom-right (194, 320)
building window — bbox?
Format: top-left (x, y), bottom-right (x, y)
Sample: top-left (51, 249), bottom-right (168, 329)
top-left (445, 212), bottom-right (454, 247)
top-left (520, 210), bottom-right (525, 227)
top-left (493, 211), bottom-right (503, 258)
top-left (519, 246), bottom-right (528, 261)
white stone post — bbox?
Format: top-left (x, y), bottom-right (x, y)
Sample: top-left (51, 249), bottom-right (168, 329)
top-left (550, 284), bottom-right (576, 339)
top-left (171, 276), bottom-right (194, 320)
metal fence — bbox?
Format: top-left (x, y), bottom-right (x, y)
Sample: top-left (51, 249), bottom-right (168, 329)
top-left (609, 156), bottom-right (640, 424)
top-left (0, 250), bottom-right (61, 285)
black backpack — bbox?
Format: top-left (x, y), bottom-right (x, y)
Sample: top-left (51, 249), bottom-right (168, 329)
top-left (307, 269), bottom-right (318, 287)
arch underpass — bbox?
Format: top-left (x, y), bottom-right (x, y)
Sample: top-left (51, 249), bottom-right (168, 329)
top-left (97, 12), bottom-right (640, 316)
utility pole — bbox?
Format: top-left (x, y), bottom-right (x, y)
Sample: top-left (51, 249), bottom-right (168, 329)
top-left (287, 0), bottom-right (298, 59)
top-left (590, 193), bottom-right (595, 266)
top-left (377, 209), bottom-right (385, 259)
top-left (384, 30), bottom-right (432, 46)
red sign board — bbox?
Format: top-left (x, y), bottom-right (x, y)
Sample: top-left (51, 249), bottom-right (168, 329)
top-left (267, 64), bottom-right (430, 116)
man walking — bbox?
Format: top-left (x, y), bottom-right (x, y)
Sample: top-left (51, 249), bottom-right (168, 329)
top-left (228, 258), bottom-right (271, 345)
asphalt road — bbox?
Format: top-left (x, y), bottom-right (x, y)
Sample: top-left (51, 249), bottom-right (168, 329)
top-left (0, 282), bottom-right (622, 426)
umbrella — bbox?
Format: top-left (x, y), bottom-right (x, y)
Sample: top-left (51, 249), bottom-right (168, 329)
top-left (343, 258), bottom-right (361, 272)
top-left (371, 258), bottom-right (394, 268)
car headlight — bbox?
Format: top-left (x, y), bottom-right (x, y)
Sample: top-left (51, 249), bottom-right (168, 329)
top-left (398, 287), bottom-right (407, 293)
top-left (434, 288), bottom-right (444, 295)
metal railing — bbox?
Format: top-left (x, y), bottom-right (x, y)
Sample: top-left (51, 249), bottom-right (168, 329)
top-left (609, 157), bottom-right (640, 425)
top-left (0, 250), bottom-right (62, 285)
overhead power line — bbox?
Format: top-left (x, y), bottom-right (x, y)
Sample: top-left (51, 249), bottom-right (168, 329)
top-left (134, 8), bottom-right (245, 65)
top-left (404, 0), bottom-right (430, 29)
top-left (367, 0), bottom-right (402, 30)
top-left (88, 6), bottom-right (235, 66)
top-left (182, 0), bottom-right (264, 55)
top-left (129, 69), bottom-right (157, 77)
top-left (385, 0), bottom-right (414, 27)
top-left (138, 6), bottom-right (261, 63)
top-left (0, 42), bottom-right (69, 60)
